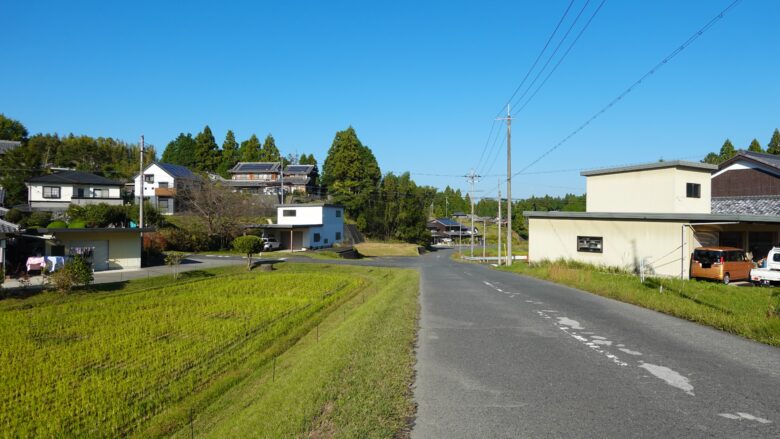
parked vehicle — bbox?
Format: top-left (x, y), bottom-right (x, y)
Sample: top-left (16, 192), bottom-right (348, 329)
top-left (690, 246), bottom-right (753, 284)
top-left (750, 247), bottom-right (780, 285)
top-left (262, 237), bottom-right (280, 251)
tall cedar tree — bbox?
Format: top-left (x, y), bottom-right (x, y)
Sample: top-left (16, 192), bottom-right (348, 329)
top-left (162, 133), bottom-right (197, 168)
top-left (193, 126), bottom-right (219, 172)
top-left (748, 138), bottom-right (763, 153)
top-left (217, 130), bottom-right (239, 177)
top-left (322, 127), bottom-right (381, 230)
top-left (260, 134), bottom-right (281, 162)
top-left (239, 134), bottom-right (261, 162)
top-left (719, 139), bottom-right (736, 162)
top-left (768, 129), bottom-right (780, 155)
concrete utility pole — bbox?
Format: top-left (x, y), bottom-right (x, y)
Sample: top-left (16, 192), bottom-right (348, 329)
top-left (465, 170), bottom-right (481, 258)
top-left (497, 106), bottom-right (512, 266)
top-left (482, 218), bottom-right (486, 260)
top-left (279, 160), bottom-right (285, 204)
top-left (497, 181), bottom-right (502, 266)
top-left (139, 135), bottom-right (144, 230)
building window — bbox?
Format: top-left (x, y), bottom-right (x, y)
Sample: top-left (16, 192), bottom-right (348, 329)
top-left (283, 209), bottom-right (297, 217)
top-left (158, 198), bottom-right (170, 209)
top-left (93, 189), bottom-right (103, 198)
top-left (42, 186), bottom-right (61, 199)
top-left (577, 236), bottom-right (603, 253)
top-left (313, 233), bottom-right (321, 242)
top-left (335, 209), bottom-right (342, 218)
top-left (336, 232), bottom-right (342, 241)
top-left (144, 174), bottom-right (154, 183)
top-left (686, 183), bottom-right (701, 198)
top-left (158, 182), bottom-right (169, 188)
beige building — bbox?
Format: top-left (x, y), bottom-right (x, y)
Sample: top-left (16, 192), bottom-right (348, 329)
top-left (526, 161), bottom-right (780, 278)
top-left (42, 228), bottom-right (146, 271)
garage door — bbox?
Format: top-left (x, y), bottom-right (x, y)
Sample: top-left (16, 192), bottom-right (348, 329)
top-left (67, 240), bottom-right (109, 271)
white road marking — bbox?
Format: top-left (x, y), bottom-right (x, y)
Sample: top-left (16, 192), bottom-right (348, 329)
top-left (591, 339), bottom-right (613, 346)
top-left (638, 362), bottom-right (694, 396)
top-left (618, 348), bottom-right (643, 356)
top-left (556, 317), bottom-right (584, 330)
top-left (718, 413), bottom-right (772, 424)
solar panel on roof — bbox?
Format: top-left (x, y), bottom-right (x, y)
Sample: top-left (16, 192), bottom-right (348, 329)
top-left (437, 218), bottom-right (461, 226)
top-left (285, 165), bottom-right (312, 173)
top-left (238, 163), bottom-right (277, 172)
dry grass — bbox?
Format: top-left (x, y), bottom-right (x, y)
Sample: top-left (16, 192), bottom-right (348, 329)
top-left (355, 243), bottom-right (420, 257)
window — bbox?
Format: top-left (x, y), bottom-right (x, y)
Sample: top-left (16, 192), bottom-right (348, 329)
top-left (313, 233), bottom-right (321, 243)
top-left (283, 209), bottom-right (297, 217)
top-left (93, 189), bottom-right (103, 198)
top-left (158, 198), bottom-right (170, 209)
top-left (686, 182), bottom-right (701, 198)
top-left (336, 232), bottom-right (342, 241)
top-left (335, 209), bottom-right (342, 218)
top-left (773, 253), bottom-right (780, 262)
top-left (42, 186), bottom-right (61, 199)
top-left (158, 182), bottom-right (169, 188)
top-left (144, 174), bottom-right (154, 183)
top-left (577, 236), bottom-right (603, 253)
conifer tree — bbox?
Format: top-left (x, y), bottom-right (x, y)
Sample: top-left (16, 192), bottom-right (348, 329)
top-left (767, 129), bottom-right (780, 155)
top-left (239, 134), bottom-right (262, 162)
top-left (748, 138), bottom-right (763, 153)
top-left (193, 125), bottom-right (219, 172)
top-left (260, 134), bottom-right (281, 162)
top-left (719, 139), bottom-right (736, 161)
top-left (217, 130), bottom-right (239, 177)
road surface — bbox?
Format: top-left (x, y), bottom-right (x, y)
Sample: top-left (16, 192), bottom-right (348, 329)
top-left (412, 248), bottom-right (780, 438)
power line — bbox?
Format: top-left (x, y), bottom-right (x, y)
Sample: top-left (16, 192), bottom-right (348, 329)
top-left (512, 0), bottom-right (744, 179)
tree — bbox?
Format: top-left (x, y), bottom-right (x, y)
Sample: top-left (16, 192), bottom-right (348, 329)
top-left (322, 127), bottom-right (381, 229)
top-left (748, 138), bottom-right (763, 153)
top-left (217, 130), bottom-right (239, 177)
top-left (178, 182), bottom-right (256, 249)
top-left (768, 129), bottom-right (780, 155)
top-left (719, 139), bottom-right (736, 162)
top-left (161, 133), bottom-right (197, 168)
top-left (164, 251), bottom-right (186, 279)
top-left (259, 134), bottom-right (281, 162)
top-left (193, 125), bottom-right (219, 172)
top-left (0, 114), bottom-right (28, 141)
top-left (232, 235), bottom-right (264, 270)
top-left (239, 134), bottom-right (262, 162)
top-left (702, 152), bottom-right (721, 165)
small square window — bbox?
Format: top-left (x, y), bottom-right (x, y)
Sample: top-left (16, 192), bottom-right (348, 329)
top-left (686, 183), bottom-right (701, 198)
top-left (336, 232), bottom-right (342, 241)
top-left (43, 186), bottom-right (61, 199)
top-left (283, 209), bottom-right (297, 217)
top-left (335, 210), bottom-right (342, 218)
top-left (144, 174), bottom-right (154, 183)
top-left (158, 182), bottom-right (169, 188)
top-left (313, 233), bottom-right (321, 242)
top-left (158, 198), bottom-right (170, 209)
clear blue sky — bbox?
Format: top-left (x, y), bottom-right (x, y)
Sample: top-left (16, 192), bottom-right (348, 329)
top-left (3, 1), bottom-right (779, 200)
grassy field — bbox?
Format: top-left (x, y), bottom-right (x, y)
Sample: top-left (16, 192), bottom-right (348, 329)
top-left (355, 242), bottom-right (420, 257)
top-left (499, 259), bottom-right (780, 346)
top-left (0, 263), bottom-right (418, 437)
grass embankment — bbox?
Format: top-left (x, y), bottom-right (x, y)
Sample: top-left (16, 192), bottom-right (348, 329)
top-left (355, 242), bottom-right (420, 257)
top-left (0, 263), bottom-right (419, 437)
top-left (500, 260), bottom-right (780, 346)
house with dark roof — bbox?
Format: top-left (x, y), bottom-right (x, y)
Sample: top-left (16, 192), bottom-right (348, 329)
top-left (222, 162), bottom-right (319, 196)
top-left (426, 217), bottom-right (475, 245)
top-left (712, 150), bottom-right (780, 216)
top-left (0, 140), bottom-right (21, 155)
top-left (133, 162), bottom-right (200, 215)
top-left (25, 170), bottom-right (123, 212)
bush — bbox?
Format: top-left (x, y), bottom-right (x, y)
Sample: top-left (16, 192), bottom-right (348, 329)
top-left (4, 208), bottom-right (25, 224)
top-left (26, 211), bottom-right (52, 228)
top-left (50, 256), bottom-right (93, 292)
top-left (68, 219), bottom-right (87, 228)
top-left (47, 220), bottom-right (68, 229)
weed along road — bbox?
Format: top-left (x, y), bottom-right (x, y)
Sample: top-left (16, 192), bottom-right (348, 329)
top-left (411, 248), bottom-right (780, 438)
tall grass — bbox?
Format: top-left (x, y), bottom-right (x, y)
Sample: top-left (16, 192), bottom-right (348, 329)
top-left (501, 259), bottom-right (780, 346)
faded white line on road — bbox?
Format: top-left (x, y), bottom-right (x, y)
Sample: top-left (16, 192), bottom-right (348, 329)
top-left (718, 413), bottom-right (772, 424)
top-left (618, 348), bottom-right (642, 356)
top-left (639, 362), bottom-right (694, 396)
top-left (556, 317), bottom-right (584, 330)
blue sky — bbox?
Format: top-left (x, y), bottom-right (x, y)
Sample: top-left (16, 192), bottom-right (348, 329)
top-left (3, 1), bottom-right (779, 200)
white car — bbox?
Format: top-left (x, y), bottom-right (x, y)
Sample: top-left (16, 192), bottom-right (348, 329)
top-left (262, 237), bottom-right (280, 251)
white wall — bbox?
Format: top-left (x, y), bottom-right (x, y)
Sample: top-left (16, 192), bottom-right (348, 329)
top-left (528, 217), bottom-right (696, 278)
top-left (586, 167), bottom-right (711, 214)
top-left (28, 184), bottom-right (120, 202)
top-left (50, 230), bottom-right (142, 271)
top-left (134, 163), bottom-right (176, 197)
top-left (277, 205), bottom-right (324, 225)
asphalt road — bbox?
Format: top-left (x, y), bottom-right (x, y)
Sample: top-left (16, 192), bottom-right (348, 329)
top-left (411, 248), bottom-right (780, 438)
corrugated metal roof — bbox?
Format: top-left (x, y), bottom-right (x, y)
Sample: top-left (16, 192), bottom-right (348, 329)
top-left (725, 150), bottom-right (780, 171)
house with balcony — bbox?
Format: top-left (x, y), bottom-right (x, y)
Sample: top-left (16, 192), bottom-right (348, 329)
top-left (133, 162), bottom-right (199, 215)
top-left (220, 162), bottom-right (319, 196)
top-left (25, 170), bottom-right (123, 212)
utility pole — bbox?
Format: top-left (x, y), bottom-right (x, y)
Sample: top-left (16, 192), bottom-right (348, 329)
top-left (445, 196), bottom-right (449, 217)
top-left (139, 135), bottom-right (144, 230)
top-left (279, 160), bottom-right (285, 204)
top-left (482, 218), bottom-right (486, 260)
top-left (465, 170), bottom-right (481, 258)
top-left (496, 105), bottom-right (513, 266)
top-left (497, 181), bottom-right (502, 266)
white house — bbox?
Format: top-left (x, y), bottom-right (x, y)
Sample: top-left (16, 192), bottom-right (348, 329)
top-left (259, 203), bottom-right (344, 250)
top-left (133, 163), bottom-right (199, 215)
top-left (26, 170), bottom-right (123, 212)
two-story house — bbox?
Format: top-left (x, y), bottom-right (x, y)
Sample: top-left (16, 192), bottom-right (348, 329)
top-left (257, 203), bottom-right (344, 250)
top-left (133, 163), bottom-right (199, 215)
top-left (223, 162), bottom-right (319, 195)
top-left (26, 170), bottom-right (123, 212)
top-left (525, 160), bottom-right (780, 277)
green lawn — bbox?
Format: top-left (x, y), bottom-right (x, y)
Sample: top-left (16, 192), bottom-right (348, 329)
top-left (0, 263), bottom-right (419, 437)
top-left (355, 242), bottom-right (420, 257)
top-left (498, 260), bottom-right (780, 346)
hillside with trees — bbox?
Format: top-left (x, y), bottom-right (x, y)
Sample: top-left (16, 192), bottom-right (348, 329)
top-left (702, 128), bottom-right (780, 164)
